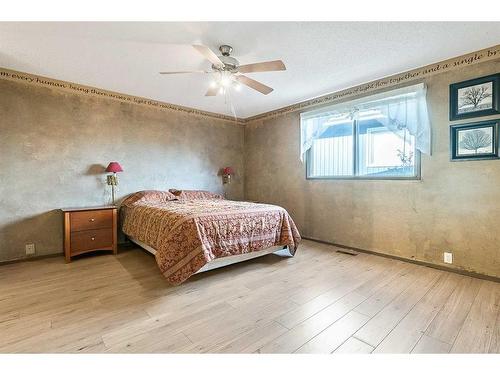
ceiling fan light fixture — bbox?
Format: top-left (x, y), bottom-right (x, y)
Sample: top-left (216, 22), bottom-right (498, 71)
top-left (219, 70), bottom-right (233, 88)
top-left (221, 77), bottom-right (231, 87)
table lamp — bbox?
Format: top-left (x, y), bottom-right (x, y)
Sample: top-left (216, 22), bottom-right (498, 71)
top-left (222, 166), bottom-right (234, 184)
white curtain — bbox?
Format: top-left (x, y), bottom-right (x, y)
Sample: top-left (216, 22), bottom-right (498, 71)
top-left (300, 83), bottom-right (431, 160)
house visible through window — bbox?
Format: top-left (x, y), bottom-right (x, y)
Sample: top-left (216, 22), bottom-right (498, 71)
top-left (301, 83), bottom-right (430, 179)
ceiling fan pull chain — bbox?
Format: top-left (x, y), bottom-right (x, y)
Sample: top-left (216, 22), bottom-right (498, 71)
top-left (227, 90), bottom-right (238, 120)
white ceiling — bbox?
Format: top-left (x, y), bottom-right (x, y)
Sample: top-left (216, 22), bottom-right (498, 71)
top-left (1, 22), bottom-right (499, 118)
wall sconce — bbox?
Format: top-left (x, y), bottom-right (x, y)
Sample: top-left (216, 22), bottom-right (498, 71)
top-left (105, 162), bottom-right (123, 205)
top-left (222, 166), bottom-right (234, 184)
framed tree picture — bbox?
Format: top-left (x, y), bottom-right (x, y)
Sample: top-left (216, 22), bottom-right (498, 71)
top-left (449, 73), bottom-right (499, 121)
top-left (450, 120), bottom-right (500, 161)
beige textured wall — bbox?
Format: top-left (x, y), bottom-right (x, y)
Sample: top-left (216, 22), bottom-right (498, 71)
top-left (0, 80), bottom-right (244, 262)
top-left (245, 59), bottom-right (500, 278)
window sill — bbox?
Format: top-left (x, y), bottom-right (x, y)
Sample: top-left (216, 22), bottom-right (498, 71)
top-left (306, 176), bottom-right (421, 181)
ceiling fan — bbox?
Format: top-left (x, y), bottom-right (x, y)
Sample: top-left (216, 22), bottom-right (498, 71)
top-left (159, 44), bottom-right (286, 96)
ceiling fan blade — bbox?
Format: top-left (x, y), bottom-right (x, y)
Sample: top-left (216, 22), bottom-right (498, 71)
top-left (192, 45), bottom-right (224, 67)
top-left (238, 60), bottom-right (286, 74)
top-left (235, 75), bottom-right (274, 95)
top-left (159, 70), bottom-right (209, 74)
top-left (205, 86), bottom-right (219, 96)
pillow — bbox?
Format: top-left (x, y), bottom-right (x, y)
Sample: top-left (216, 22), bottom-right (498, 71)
top-left (121, 190), bottom-right (177, 207)
top-left (168, 189), bottom-right (225, 200)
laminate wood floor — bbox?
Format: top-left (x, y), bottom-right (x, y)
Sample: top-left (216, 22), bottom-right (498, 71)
top-left (0, 240), bottom-right (498, 353)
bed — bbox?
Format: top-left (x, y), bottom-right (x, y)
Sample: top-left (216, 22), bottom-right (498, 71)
top-left (120, 190), bottom-right (301, 284)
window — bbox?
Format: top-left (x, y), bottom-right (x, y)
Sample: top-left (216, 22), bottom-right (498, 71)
top-left (301, 83), bottom-right (430, 179)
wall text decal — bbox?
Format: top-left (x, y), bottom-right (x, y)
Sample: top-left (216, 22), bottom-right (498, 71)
top-left (0, 68), bottom-right (243, 123)
top-left (1, 44), bottom-right (499, 124)
top-left (245, 44), bottom-right (500, 122)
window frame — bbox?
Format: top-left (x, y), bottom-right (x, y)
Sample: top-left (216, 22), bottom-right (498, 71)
top-left (305, 117), bottom-right (422, 181)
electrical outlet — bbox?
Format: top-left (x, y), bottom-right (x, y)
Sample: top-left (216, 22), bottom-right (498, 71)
top-left (443, 252), bottom-right (453, 264)
top-left (25, 243), bottom-right (35, 256)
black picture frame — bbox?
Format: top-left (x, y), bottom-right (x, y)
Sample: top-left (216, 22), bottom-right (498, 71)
top-left (449, 73), bottom-right (500, 121)
top-left (450, 120), bottom-right (500, 161)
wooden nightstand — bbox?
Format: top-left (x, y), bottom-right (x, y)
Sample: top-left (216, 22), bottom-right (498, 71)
top-left (61, 206), bottom-right (117, 262)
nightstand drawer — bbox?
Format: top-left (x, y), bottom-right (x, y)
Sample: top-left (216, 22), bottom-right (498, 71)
top-left (70, 210), bottom-right (113, 232)
top-left (70, 228), bottom-right (113, 254)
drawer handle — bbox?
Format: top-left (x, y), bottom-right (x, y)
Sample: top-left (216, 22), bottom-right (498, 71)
top-left (91, 237), bottom-right (95, 241)
top-left (89, 218), bottom-right (95, 222)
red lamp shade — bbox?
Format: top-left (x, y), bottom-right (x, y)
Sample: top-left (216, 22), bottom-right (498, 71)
top-left (105, 162), bottom-right (123, 173)
top-left (223, 166), bottom-right (234, 176)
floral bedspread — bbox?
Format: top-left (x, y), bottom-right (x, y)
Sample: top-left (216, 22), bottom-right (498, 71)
top-left (121, 193), bottom-right (301, 284)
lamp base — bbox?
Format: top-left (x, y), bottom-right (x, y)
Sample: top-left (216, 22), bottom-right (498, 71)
top-left (107, 173), bottom-right (119, 205)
